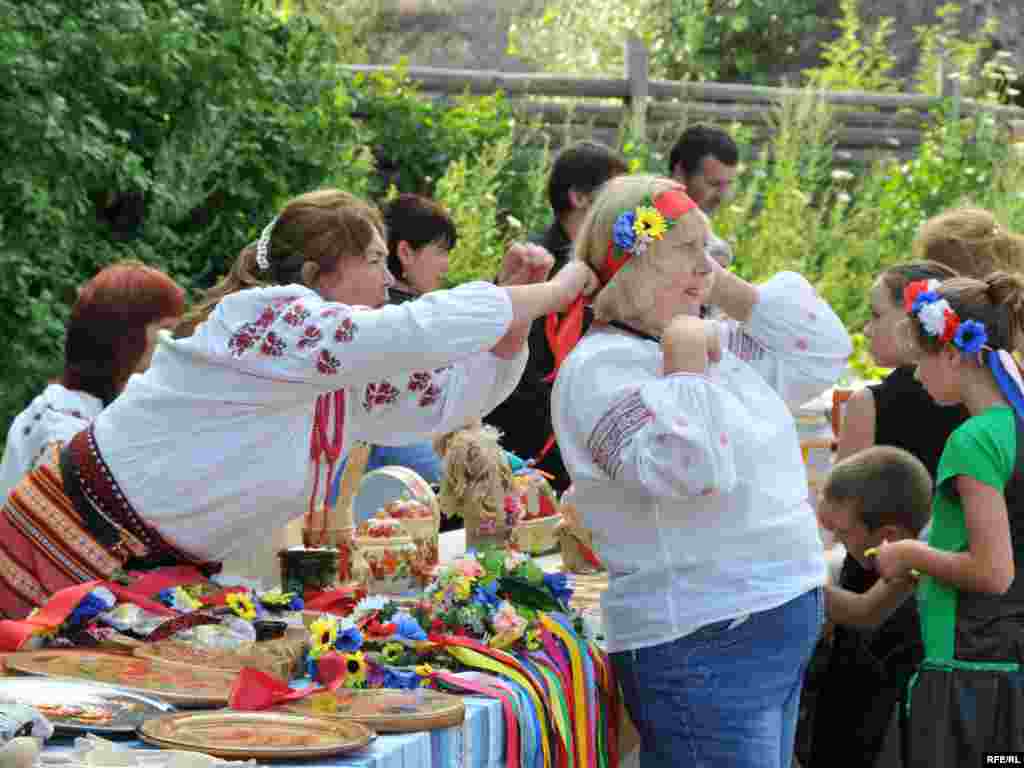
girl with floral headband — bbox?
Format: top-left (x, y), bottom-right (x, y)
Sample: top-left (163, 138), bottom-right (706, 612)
top-left (549, 174), bottom-right (852, 767)
top-left (870, 271), bottom-right (1024, 765)
top-left (0, 188), bottom-right (597, 619)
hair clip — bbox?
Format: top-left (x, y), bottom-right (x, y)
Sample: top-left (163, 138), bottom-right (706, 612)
top-left (256, 216), bottom-right (278, 272)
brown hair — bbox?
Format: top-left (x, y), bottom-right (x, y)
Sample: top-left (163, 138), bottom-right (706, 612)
top-left (178, 189), bottom-right (384, 336)
top-left (823, 445), bottom-right (933, 534)
top-left (880, 261), bottom-right (958, 308)
top-left (912, 206), bottom-right (1024, 277)
top-left (63, 261), bottom-right (185, 404)
top-left (909, 271), bottom-right (1024, 355)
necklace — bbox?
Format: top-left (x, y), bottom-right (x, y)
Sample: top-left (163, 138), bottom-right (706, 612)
top-left (607, 319), bottom-right (662, 344)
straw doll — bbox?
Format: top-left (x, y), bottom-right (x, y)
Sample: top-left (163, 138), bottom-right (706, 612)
top-left (435, 423), bottom-right (521, 550)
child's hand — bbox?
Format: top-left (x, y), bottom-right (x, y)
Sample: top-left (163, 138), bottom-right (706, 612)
top-left (869, 540), bottom-right (918, 582)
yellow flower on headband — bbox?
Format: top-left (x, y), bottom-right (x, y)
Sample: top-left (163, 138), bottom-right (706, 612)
top-left (633, 207), bottom-right (667, 240)
top-left (226, 592), bottom-right (257, 621)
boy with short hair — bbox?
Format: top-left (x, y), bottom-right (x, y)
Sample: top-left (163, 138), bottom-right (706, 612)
top-left (807, 445), bottom-right (933, 767)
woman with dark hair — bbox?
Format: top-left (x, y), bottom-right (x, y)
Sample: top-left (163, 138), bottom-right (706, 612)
top-left (0, 262), bottom-right (184, 500)
top-left (0, 189), bottom-right (593, 619)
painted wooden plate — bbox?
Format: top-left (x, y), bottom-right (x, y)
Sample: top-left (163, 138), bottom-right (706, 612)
top-left (283, 687), bottom-right (465, 732)
top-left (4, 650), bottom-right (236, 707)
top-left (139, 711), bottom-right (374, 760)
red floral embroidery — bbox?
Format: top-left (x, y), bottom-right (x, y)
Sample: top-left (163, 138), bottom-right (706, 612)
top-left (228, 323), bottom-right (262, 358)
top-left (418, 383), bottom-right (442, 407)
top-left (320, 307), bottom-right (341, 319)
top-left (796, 338), bottom-right (809, 351)
top-left (297, 325), bottom-right (324, 350)
top-left (408, 372), bottom-right (433, 392)
top-left (363, 381), bottom-right (400, 411)
top-left (316, 349), bottom-right (340, 375)
top-left (587, 389), bottom-right (653, 479)
top-left (255, 307), bottom-right (277, 329)
top-left (720, 433), bottom-right (729, 446)
top-left (335, 317), bottom-right (357, 343)
top-left (282, 303), bottom-right (310, 327)
top-left (260, 331), bottom-right (286, 357)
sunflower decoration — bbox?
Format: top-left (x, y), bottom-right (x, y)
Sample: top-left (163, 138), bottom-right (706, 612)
top-left (633, 206), bottom-right (668, 241)
top-left (225, 591), bottom-right (258, 622)
top-left (415, 663), bottom-right (435, 688)
top-left (309, 615), bottom-right (339, 658)
top-left (343, 651), bottom-right (368, 688)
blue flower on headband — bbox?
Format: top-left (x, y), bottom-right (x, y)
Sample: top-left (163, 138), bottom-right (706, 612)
top-left (613, 212), bottom-right (637, 251)
top-left (912, 291), bottom-right (941, 315)
top-left (954, 319), bottom-right (987, 355)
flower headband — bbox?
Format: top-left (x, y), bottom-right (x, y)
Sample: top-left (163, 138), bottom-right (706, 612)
top-left (599, 189), bottom-right (698, 284)
top-left (903, 279), bottom-right (988, 355)
top-left (543, 188), bottom-right (699, 384)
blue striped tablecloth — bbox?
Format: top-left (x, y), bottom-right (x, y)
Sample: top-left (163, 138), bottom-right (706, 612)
top-left (41, 696), bottom-right (505, 768)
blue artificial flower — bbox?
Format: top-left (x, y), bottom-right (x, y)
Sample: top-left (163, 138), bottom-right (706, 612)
top-left (543, 572), bottom-right (573, 607)
top-left (954, 319), bottom-right (988, 355)
top-left (392, 613), bottom-right (427, 643)
top-left (912, 291), bottom-right (941, 315)
top-left (305, 655), bottom-right (318, 680)
top-left (157, 588), bottom-right (176, 608)
top-left (288, 595), bottom-right (304, 611)
top-left (613, 212), bottom-right (637, 251)
top-left (472, 581), bottom-right (500, 608)
top-left (335, 626), bottom-right (364, 653)
top-left (68, 592), bottom-right (112, 627)
top-left (382, 667), bottom-right (419, 691)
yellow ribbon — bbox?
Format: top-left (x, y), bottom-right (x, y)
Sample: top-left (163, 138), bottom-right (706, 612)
top-left (539, 614), bottom-right (591, 767)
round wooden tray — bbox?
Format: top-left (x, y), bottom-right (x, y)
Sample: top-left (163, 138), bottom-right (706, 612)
top-left (283, 687), bottom-right (465, 732)
top-left (139, 711), bottom-right (374, 760)
top-left (4, 650), bottom-right (236, 707)
top-left (132, 637), bottom-right (305, 680)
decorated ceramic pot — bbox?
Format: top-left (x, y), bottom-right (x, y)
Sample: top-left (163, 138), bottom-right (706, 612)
top-left (355, 467), bottom-right (440, 568)
top-left (355, 519), bottom-right (420, 596)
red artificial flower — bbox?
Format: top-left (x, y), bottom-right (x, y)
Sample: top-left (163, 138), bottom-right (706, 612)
top-left (364, 618), bottom-right (397, 640)
top-left (939, 308), bottom-right (961, 344)
top-left (903, 279), bottom-right (932, 313)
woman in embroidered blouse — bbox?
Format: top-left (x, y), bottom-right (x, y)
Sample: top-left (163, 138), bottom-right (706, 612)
top-left (0, 189), bottom-right (595, 619)
top-left (0, 262), bottom-right (184, 501)
top-left (550, 175), bottom-right (851, 768)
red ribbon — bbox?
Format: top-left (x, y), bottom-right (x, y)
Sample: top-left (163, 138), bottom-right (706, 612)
top-left (229, 668), bottom-right (325, 710)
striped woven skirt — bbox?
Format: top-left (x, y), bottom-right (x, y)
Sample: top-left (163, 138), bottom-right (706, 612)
top-left (0, 427), bottom-right (215, 619)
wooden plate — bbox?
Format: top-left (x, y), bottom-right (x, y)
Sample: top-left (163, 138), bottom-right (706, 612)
top-left (132, 637), bottom-right (306, 680)
top-left (139, 711), bottom-right (374, 760)
top-left (4, 650), bottom-right (236, 707)
top-left (283, 687), bottom-right (465, 732)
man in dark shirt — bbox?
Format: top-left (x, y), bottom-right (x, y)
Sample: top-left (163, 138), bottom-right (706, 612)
top-left (486, 141), bottom-right (627, 493)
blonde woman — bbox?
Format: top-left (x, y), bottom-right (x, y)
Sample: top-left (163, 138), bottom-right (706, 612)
top-left (550, 175), bottom-right (852, 767)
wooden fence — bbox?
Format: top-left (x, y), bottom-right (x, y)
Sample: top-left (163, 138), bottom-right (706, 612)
top-left (344, 37), bottom-right (1024, 166)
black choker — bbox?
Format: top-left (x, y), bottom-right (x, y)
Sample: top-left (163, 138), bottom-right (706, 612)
top-left (607, 320), bottom-right (661, 344)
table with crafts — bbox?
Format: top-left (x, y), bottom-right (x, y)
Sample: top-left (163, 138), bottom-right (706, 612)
top-left (0, 434), bottom-right (631, 768)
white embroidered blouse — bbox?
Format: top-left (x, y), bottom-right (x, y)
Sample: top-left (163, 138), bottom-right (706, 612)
top-left (0, 384), bottom-right (104, 502)
top-left (552, 272), bottom-right (853, 653)
top-left (92, 282), bottom-right (526, 560)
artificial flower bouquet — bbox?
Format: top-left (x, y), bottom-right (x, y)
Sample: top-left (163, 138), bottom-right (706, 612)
top-left (303, 548), bottom-right (581, 691)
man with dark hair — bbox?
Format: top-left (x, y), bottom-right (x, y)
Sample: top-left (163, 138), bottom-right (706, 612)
top-left (486, 141), bottom-right (628, 492)
top-left (668, 124), bottom-right (739, 267)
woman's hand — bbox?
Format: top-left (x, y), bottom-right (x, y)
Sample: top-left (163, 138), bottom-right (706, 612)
top-left (497, 243), bottom-right (555, 287)
top-left (550, 260), bottom-right (600, 310)
top-left (662, 316), bottom-right (721, 375)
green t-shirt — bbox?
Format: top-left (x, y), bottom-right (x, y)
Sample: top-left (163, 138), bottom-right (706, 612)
top-left (919, 406), bottom-right (1017, 660)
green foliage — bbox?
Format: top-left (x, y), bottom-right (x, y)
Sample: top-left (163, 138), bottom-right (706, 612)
top-left (508, 0), bottom-right (816, 83)
top-left (0, 0), bottom-right (369, 430)
top-left (914, 3), bottom-right (999, 99)
top-left (804, 0), bottom-right (899, 93)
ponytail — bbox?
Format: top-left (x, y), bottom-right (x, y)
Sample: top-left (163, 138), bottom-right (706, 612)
top-left (174, 244), bottom-right (266, 338)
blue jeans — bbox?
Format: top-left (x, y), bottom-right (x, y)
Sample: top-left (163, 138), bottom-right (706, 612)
top-left (612, 588), bottom-right (824, 768)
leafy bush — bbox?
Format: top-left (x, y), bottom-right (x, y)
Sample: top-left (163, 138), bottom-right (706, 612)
top-left (804, 0), bottom-right (899, 93)
top-left (0, 0), bottom-right (369, 430)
